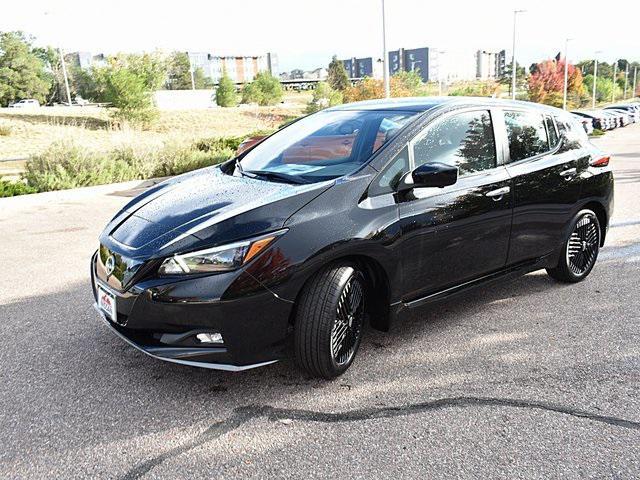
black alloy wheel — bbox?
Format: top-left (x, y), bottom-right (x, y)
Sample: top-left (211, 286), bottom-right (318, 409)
top-left (294, 265), bottom-right (366, 379)
top-left (547, 210), bottom-right (601, 283)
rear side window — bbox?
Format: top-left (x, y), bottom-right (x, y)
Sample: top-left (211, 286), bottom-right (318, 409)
top-left (555, 115), bottom-right (588, 151)
top-left (412, 110), bottom-right (497, 176)
top-left (545, 116), bottom-right (559, 148)
top-left (504, 111), bottom-right (549, 162)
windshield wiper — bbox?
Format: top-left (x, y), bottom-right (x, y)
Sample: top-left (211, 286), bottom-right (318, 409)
top-left (244, 170), bottom-right (311, 184)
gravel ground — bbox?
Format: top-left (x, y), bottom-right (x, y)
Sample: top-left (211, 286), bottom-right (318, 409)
top-left (1, 125), bottom-right (639, 479)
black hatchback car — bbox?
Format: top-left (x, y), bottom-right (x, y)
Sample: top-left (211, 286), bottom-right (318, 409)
top-left (92, 97), bottom-right (614, 379)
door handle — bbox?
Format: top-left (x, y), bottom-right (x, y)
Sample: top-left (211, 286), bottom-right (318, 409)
top-left (560, 168), bottom-right (577, 179)
top-left (485, 186), bottom-right (510, 200)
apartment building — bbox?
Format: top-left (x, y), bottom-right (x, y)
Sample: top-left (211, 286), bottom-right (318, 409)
top-left (187, 52), bottom-right (278, 83)
top-left (476, 49), bottom-right (507, 80)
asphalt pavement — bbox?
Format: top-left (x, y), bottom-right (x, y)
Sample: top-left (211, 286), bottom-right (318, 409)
top-left (1, 125), bottom-right (639, 479)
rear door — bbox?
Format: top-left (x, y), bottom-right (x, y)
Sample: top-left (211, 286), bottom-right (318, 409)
top-left (502, 109), bottom-right (583, 264)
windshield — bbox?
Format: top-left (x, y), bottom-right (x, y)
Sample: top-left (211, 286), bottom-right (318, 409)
top-left (237, 110), bottom-right (418, 183)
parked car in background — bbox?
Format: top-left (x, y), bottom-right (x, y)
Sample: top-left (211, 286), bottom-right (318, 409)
top-left (607, 108), bottom-right (636, 124)
top-left (8, 99), bottom-right (40, 108)
top-left (606, 105), bottom-right (640, 123)
top-left (602, 109), bottom-right (628, 127)
top-left (571, 113), bottom-right (594, 135)
top-left (571, 110), bottom-right (610, 130)
top-left (92, 97), bottom-right (614, 378)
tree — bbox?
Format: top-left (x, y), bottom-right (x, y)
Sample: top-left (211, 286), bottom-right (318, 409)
top-left (498, 62), bottom-right (527, 98)
top-left (102, 66), bottom-right (157, 124)
top-left (343, 71), bottom-right (424, 102)
top-left (327, 55), bottom-right (350, 91)
top-left (166, 52), bottom-right (211, 90)
top-left (241, 71), bottom-right (283, 106)
top-left (0, 31), bottom-right (51, 106)
top-left (306, 81), bottom-right (342, 113)
top-left (216, 71), bottom-right (237, 107)
top-left (528, 58), bottom-right (586, 108)
top-left (90, 53), bottom-right (166, 125)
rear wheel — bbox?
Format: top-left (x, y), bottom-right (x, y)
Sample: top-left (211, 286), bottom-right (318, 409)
top-left (547, 209), bottom-right (601, 283)
top-left (294, 265), bottom-right (366, 379)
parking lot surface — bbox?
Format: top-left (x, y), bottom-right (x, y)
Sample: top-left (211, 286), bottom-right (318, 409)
top-left (1, 126), bottom-right (639, 479)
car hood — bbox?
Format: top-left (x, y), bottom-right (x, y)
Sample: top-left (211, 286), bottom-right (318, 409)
top-left (100, 166), bottom-right (332, 259)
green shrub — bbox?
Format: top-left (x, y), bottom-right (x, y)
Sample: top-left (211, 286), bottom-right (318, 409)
top-left (591, 128), bottom-right (605, 137)
top-left (306, 82), bottom-right (343, 113)
top-left (20, 140), bottom-right (235, 193)
top-left (241, 72), bottom-right (283, 106)
top-left (195, 136), bottom-right (244, 152)
top-left (151, 145), bottom-right (233, 177)
top-left (216, 72), bottom-right (238, 107)
top-left (23, 142), bottom-right (145, 192)
top-left (0, 178), bottom-right (37, 197)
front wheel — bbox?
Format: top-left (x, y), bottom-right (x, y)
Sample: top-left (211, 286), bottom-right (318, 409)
top-left (547, 209), bottom-right (601, 283)
top-left (294, 265), bottom-right (366, 379)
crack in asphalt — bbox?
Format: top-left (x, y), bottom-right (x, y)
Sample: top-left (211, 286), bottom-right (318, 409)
top-left (121, 396), bottom-right (640, 479)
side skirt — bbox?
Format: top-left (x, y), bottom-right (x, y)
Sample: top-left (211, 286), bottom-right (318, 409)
top-left (397, 253), bottom-right (555, 312)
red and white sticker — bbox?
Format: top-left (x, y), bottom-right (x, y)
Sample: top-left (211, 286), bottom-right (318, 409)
top-left (98, 286), bottom-right (117, 323)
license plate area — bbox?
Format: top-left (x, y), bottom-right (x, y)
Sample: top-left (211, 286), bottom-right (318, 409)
top-left (97, 285), bottom-right (117, 323)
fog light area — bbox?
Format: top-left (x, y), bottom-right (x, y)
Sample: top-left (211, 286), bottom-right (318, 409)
top-left (196, 332), bottom-right (224, 344)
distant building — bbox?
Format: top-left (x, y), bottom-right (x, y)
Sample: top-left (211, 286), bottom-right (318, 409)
top-left (476, 49), bottom-right (507, 80)
top-left (388, 47), bottom-right (430, 82)
top-left (66, 52), bottom-right (107, 70)
top-left (187, 52), bottom-right (278, 83)
top-left (341, 57), bottom-right (375, 78)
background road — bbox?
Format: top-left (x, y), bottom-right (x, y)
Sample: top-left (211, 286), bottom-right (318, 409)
top-left (1, 126), bottom-right (639, 479)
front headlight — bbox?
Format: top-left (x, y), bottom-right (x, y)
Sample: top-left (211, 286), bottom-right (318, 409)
top-left (158, 230), bottom-right (286, 275)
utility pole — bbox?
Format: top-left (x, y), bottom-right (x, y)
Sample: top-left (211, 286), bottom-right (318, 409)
top-left (511, 10), bottom-right (526, 100)
top-left (381, 0), bottom-right (390, 98)
top-left (612, 61), bottom-right (617, 103)
top-left (58, 48), bottom-right (72, 106)
top-left (187, 53), bottom-right (196, 90)
top-left (624, 64), bottom-right (629, 99)
top-left (633, 67), bottom-right (638, 99)
top-left (562, 38), bottom-right (572, 110)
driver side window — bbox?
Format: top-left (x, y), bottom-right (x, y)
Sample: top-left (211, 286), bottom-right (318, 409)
top-left (412, 110), bottom-right (497, 175)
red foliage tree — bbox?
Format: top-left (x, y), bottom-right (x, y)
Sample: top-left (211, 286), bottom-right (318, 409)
top-left (528, 59), bottom-right (585, 107)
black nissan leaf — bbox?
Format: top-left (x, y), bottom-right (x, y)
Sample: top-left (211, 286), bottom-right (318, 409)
top-left (92, 97), bottom-right (614, 379)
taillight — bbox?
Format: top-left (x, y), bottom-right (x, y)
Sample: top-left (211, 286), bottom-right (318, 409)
top-left (590, 155), bottom-right (610, 167)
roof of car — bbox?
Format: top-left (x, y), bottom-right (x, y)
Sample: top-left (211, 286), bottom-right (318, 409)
top-left (326, 96), bottom-right (566, 113)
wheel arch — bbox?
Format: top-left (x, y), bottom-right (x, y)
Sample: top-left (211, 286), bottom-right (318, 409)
top-left (581, 200), bottom-right (608, 246)
top-left (288, 254), bottom-right (392, 332)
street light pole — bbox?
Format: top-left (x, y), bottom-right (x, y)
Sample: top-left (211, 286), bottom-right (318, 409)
top-left (562, 38), bottom-right (572, 110)
top-left (381, 0), bottom-right (390, 98)
top-left (623, 64), bottom-right (629, 99)
top-left (592, 57), bottom-right (598, 109)
top-left (511, 10), bottom-right (526, 100)
top-left (634, 67), bottom-right (638, 99)
top-left (612, 61), bottom-right (617, 103)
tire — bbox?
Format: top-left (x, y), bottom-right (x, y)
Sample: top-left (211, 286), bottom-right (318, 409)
top-left (547, 209), bottom-right (601, 283)
top-left (294, 264), bottom-right (366, 379)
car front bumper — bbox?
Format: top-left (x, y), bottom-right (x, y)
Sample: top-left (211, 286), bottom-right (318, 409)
top-left (91, 252), bottom-right (294, 371)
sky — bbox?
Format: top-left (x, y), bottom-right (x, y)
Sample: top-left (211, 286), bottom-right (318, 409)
top-left (2, 0), bottom-right (639, 72)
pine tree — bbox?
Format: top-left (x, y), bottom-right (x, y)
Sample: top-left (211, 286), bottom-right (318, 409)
top-left (327, 55), bottom-right (350, 91)
top-left (216, 71), bottom-right (237, 107)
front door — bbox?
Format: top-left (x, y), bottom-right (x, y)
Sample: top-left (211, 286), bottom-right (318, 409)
top-left (396, 109), bottom-right (513, 302)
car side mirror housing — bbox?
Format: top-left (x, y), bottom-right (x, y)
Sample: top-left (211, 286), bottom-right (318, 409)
top-left (398, 162), bottom-right (458, 192)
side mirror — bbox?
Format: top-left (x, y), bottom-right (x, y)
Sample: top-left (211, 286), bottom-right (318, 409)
top-left (398, 162), bottom-right (458, 192)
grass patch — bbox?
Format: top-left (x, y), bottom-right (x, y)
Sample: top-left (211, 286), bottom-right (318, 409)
top-left (0, 124), bottom-right (12, 136)
top-left (590, 128), bottom-right (605, 137)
